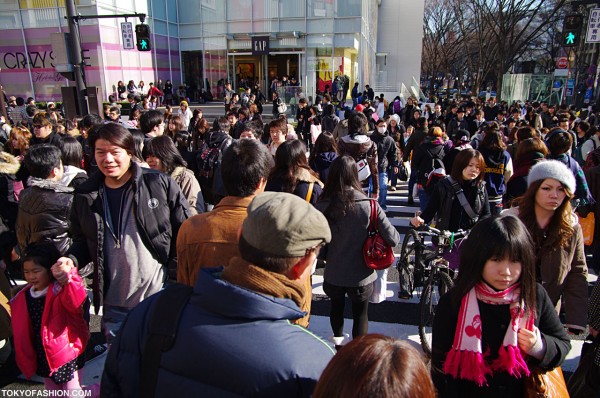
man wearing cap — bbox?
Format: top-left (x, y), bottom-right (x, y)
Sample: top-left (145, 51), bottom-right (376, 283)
top-left (101, 191), bottom-right (335, 397)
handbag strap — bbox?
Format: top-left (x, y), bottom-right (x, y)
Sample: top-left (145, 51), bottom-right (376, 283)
top-left (367, 199), bottom-right (378, 234)
top-left (448, 176), bottom-right (478, 220)
top-left (305, 182), bottom-right (314, 203)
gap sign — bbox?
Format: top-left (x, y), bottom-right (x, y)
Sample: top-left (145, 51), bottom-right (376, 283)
top-left (252, 36), bottom-right (270, 55)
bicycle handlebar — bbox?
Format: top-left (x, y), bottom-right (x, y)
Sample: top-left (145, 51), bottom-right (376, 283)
top-left (413, 224), bottom-right (468, 240)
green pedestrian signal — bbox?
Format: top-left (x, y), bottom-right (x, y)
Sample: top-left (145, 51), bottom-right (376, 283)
top-left (562, 14), bottom-right (583, 48)
top-left (136, 24), bottom-right (151, 51)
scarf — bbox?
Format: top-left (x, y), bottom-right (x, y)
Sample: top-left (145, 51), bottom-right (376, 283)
top-left (221, 257), bottom-right (305, 310)
top-left (443, 282), bottom-right (534, 386)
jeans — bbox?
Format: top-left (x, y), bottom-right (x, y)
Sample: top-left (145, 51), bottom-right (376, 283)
top-left (370, 171), bottom-right (388, 210)
top-left (102, 306), bottom-right (131, 347)
top-left (417, 187), bottom-right (430, 212)
top-left (408, 170), bottom-right (417, 200)
top-left (489, 199), bottom-right (503, 216)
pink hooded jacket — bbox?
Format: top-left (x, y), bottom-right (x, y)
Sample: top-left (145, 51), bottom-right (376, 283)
top-left (10, 267), bottom-right (89, 379)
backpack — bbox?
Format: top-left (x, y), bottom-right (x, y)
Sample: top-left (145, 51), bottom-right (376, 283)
top-left (393, 100), bottom-right (402, 114)
top-left (197, 135), bottom-right (232, 179)
top-left (584, 146), bottom-right (600, 174)
top-left (419, 147), bottom-right (446, 193)
top-left (577, 138), bottom-right (598, 168)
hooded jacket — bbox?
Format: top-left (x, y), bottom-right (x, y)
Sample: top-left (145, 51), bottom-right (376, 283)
top-left (309, 151), bottom-right (338, 182)
top-left (66, 162), bottom-right (191, 310)
top-left (16, 177), bottom-right (74, 254)
top-left (101, 267), bottom-right (335, 397)
top-left (338, 134), bottom-right (379, 194)
top-left (11, 267), bottom-right (89, 379)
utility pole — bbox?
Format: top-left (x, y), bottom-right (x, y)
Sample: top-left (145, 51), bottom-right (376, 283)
top-left (65, 0), bottom-right (88, 116)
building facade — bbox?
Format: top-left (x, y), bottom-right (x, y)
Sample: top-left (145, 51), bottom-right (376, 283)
top-left (0, 0), bottom-right (423, 104)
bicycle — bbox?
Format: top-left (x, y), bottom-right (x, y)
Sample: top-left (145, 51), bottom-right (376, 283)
top-left (397, 224), bottom-right (467, 357)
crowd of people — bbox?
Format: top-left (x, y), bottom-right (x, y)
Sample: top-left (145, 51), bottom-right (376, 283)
top-left (0, 82), bottom-right (598, 398)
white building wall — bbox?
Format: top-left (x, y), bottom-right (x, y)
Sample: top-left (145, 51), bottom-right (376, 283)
top-left (376, 0), bottom-right (424, 97)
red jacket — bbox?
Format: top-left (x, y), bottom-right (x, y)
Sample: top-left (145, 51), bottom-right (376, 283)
top-left (10, 268), bottom-right (89, 379)
top-left (148, 86), bottom-right (163, 97)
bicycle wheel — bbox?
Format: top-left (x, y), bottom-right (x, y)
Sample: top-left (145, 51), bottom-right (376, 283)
top-left (397, 229), bottom-right (421, 297)
top-left (418, 268), bottom-right (453, 357)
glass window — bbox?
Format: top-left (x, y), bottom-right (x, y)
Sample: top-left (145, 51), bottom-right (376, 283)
top-left (227, 0), bottom-right (252, 21)
top-left (167, 0), bottom-right (178, 23)
top-left (338, 0), bottom-right (361, 17)
top-left (279, 0), bottom-right (304, 18)
top-left (308, 0), bottom-right (333, 18)
top-left (152, 0), bottom-right (167, 21)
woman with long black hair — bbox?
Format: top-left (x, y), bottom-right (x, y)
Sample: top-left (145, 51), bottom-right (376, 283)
top-left (316, 155), bottom-right (399, 347)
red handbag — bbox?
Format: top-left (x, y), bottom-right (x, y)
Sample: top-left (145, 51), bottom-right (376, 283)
top-left (363, 200), bottom-right (395, 270)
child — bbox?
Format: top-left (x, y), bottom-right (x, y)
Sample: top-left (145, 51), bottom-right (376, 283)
top-left (10, 242), bottom-right (92, 393)
top-left (431, 215), bottom-right (571, 397)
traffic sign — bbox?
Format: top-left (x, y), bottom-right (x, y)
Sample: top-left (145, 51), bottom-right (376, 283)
top-left (557, 57), bottom-right (568, 69)
top-left (562, 14), bottom-right (583, 47)
top-left (587, 8), bottom-right (600, 43)
top-left (135, 24), bottom-right (151, 52)
top-left (121, 22), bottom-right (134, 50)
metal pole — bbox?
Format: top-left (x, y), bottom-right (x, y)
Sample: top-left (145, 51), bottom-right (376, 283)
top-left (65, 0), bottom-right (88, 116)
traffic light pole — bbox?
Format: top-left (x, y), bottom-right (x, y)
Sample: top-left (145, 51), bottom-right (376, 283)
top-left (64, 1), bottom-right (146, 116)
top-left (65, 0), bottom-right (88, 117)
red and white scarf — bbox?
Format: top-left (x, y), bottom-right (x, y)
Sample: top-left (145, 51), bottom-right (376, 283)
top-left (442, 282), bottom-right (534, 386)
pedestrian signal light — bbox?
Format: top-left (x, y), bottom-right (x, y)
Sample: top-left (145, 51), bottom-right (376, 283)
top-left (562, 14), bottom-right (583, 48)
top-left (136, 24), bottom-right (151, 51)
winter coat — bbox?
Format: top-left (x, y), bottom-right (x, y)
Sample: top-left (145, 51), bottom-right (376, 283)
top-left (0, 151), bottom-right (21, 230)
top-left (321, 114), bottom-right (340, 133)
top-left (432, 284), bottom-right (571, 398)
top-left (479, 148), bottom-right (513, 199)
top-left (549, 153), bottom-right (594, 205)
top-left (11, 267), bottom-right (89, 379)
top-left (266, 168), bottom-right (324, 206)
top-left (66, 162), bottom-right (191, 310)
top-left (16, 178), bottom-right (74, 255)
top-left (101, 267), bottom-right (335, 398)
top-left (503, 207), bottom-right (589, 329)
top-left (315, 190), bottom-right (400, 287)
top-left (371, 131), bottom-right (398, 171)
top-left (177, 195), bottom-right (253, 286)
top-left (309, 152), bottom-right (338, 183)
top-left (338, 134), bottom-right (379, 194)
top-left (402, 127), bottom-right (428, 164)
top-left (60, 165), bottom-right (87, 189)
top-left (170, 166), bottom-right (203, 215)
top-left (30, 132), bottom-right (62, 148)
top-left (332, 119), bottom-right (349, 140)
top-left (412, 138), bottom-right (445, 186)
top-left (421, 176), bottom-right (490, 232)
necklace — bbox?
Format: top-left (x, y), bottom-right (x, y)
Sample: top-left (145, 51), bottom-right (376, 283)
top-left (101, 183), bottom-right (128, 249)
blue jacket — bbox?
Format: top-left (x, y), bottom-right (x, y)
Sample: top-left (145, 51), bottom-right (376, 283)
top-left (101, 267), bottom-right (335, 398)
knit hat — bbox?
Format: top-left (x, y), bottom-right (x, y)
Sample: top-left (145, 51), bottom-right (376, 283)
top-left (242, 192), bottom-right (332, 257)
top-left (452, 129), bottom-right (470, 143)
top-left (180, 100), bottom-right (188, 107)
top-left (355, 104), bottom-right (365, 112)
top-left (389, 114), bottom-right (401, 125)
top-left (527, 159), bottom-right (575, 193)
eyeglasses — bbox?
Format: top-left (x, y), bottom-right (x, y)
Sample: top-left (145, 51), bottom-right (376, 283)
top-left (32, 124), bottom-right (44, 129)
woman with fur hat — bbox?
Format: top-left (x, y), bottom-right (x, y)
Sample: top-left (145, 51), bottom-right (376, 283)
top-left (503, 159), bottom-right (589, 333)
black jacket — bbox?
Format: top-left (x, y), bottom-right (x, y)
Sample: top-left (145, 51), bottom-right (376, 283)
top-left (371, 131), bottom-right (398, 171)
top-left (67, 162), bottom-right (191, 310)
top-left (30, 131), bottom-right (62, 148)
top-left (16, 178), bottom-right (74, 255)
top-left (421, 177), bottom-right (490, 232)
top-left (432, 284), bottom-right (571, 398)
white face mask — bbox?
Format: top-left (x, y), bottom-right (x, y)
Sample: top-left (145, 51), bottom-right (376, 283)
top-left (377, 126), bottom-right (387, 134)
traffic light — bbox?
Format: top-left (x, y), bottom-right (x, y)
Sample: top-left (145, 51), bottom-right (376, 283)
top-left (136, 24), bottom-right (151, 51)
top-left (562, 14), bottom-right (583, 47)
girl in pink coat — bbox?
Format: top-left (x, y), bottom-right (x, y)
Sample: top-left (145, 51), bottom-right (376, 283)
top-left (10, 242), bottom-right (92, 393)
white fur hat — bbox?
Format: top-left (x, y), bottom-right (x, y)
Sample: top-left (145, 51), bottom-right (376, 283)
top-left (527, 160), bottom-right (575, 193)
